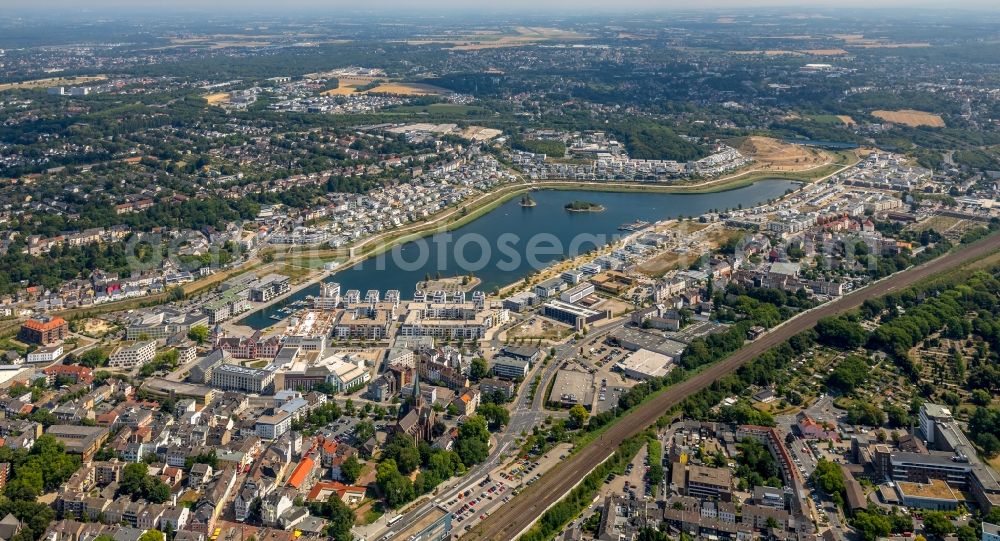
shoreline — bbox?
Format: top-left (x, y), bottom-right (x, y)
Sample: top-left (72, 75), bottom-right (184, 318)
top-left (242, 177), bottom-right (809, 329)
top-left (564, 204), bottom-right (606, 213)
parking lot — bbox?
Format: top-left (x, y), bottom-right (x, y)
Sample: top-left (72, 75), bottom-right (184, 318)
top-left (573, 341), bottom-right (641, 415)
top-left (314, 416), bottom-right (363, 444)
top-left (599, 442), bottom-right (648, 501)
top-left (448, 444), bottom-right (572, 534)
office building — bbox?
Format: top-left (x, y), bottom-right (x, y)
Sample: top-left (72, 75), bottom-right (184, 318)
top-left (491, 357), bottom-right (529, 380)
top-left (541, 300), bottom-right (609, 330)
top-left (211, 363), bottom-right (276, 394)
top-left (559, 283), bottom-right (595, 304)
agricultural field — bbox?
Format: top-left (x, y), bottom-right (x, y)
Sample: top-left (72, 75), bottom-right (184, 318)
top-left (387, 103), bottom-right (484, 115)
top-left (366, 82), bottom-right (448, 96)
top-left (872, 109), bottom-right (946, 127)
top-left (320, 76), bottom-right (379, 96)
top-left (0, 75), bottom-right (106, 92)
top-left (732, 48), bottom-right (848, 56)
top-left (834, 34), bottom-right (931, 49)
top-left (158, 33), bottom-right (302, 49)
top-left (801, 48), bottom-right (849, 55)
top-left (203, 92), bottom-right (230, 104)
top-left (405, 26), bottom-right (589, 50)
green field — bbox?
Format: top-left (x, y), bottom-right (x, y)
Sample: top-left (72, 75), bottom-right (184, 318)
top-left (808, 114), bottom-right (851, 126)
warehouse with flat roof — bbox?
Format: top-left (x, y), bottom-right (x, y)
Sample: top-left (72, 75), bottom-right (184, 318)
top-left (615, 348), bottom-right (675, 380)
top-left (548, 369), bottom-right (594, 407)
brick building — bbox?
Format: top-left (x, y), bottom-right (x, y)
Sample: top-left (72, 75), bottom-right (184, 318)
top-left (19, 315), bottom-right (69, 345)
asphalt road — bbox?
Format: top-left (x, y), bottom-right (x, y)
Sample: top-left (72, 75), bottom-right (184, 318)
top-left (360, 318), bottom-right (626, 540)
top-left (462, 233), bottom-right (1000, 541)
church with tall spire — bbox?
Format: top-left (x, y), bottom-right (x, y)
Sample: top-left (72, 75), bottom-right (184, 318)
top-left (394, 372), bottom-right (437, 443)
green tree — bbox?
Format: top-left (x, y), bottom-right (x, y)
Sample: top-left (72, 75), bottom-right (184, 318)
top-left (811, 459), bottom-right (846, 508)
top-left (119, 462), bottom-right (171, 503)
top-left (735, 438), bottom-right (781, 489)
top-left (354, 420), bottom-right (375, 445)
top-left (77, 348), bottom-right (109, 368)
top-left (340, 455), bottom-right (362, 484)
top-left (306, 493), bottom-right (355, 540)
top-left (167, 286), bottom-right (185, 302)
top-left (478, 403), bottom-right (510, 430)
top-left (826, 355), bottom-right (870, 394)
top-left (852, 511), bottom-right (891, 541)
top-left (956, 525), bottom-right (978, 541)
top-left (325, 495), bottom-right (356, 540)
top-left (384, 436), bottom-right (421, 475)
top-left (138, 531), bottom-right (166, 541)
top-left (846, 402), bottom-right (886, 427)
top-left (376, 460), bottom-right (414, 508)
top-left (187, 324), bottom-right (210, 345)
top-left (455, 416), bottom-right (490, 466)
top-left (568, 404), bottom-right (590, 430)
top-left (470, 357), bottom-right (490, 382)
top-left (922, 511), bottom-right (955, 538)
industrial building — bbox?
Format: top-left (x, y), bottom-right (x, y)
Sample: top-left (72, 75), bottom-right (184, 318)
top-left (548, 369), bottom-right (594, 407)
top-left (615, 348), bottom-right (675, 380)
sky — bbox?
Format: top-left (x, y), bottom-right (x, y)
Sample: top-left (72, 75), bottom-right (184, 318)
top-left (4, 0), bottom-right (999, 12)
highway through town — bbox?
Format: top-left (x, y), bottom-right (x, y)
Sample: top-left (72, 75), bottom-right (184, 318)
top-left (463, 232), bottom-right (1000, 540)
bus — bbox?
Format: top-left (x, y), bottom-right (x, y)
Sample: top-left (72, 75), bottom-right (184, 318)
top-left (386, 514), bottom-right (403, 527)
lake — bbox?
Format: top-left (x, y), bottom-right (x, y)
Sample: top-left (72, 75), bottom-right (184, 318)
top-left (240, 180), bottom-right (799, 329)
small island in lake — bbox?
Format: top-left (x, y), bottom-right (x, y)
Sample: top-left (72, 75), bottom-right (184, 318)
top-left (519, 194), bottom-right (537, 207)
top-left (564, 200), bottom-right (605, 212)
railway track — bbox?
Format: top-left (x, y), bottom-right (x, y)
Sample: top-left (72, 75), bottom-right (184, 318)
top-left (463, 232), bottom-right (1000, 540)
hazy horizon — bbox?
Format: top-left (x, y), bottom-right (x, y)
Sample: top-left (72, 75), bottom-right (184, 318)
top-left (4, 0), bottom-right (1000, 14)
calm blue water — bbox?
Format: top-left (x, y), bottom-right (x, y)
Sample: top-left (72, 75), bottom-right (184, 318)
top-left (240, 181), bottom-right (798, 329)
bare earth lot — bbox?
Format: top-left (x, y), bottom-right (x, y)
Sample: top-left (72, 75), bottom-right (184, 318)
top-left (736, 136), bottom-right (831, 171)
top-left (872, 109), bottom-right (945, 127)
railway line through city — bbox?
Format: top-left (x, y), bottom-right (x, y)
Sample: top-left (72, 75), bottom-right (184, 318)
top-left (463, 232), bottom-right (1000, 540)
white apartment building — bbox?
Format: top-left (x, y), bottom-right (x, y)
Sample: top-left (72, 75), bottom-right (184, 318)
top-left (256, 412), bottom-right (292, 440)
top-left (109, 341), bottom-right (157, 369)
top-left (27, 344), bottom-right (64, 363)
